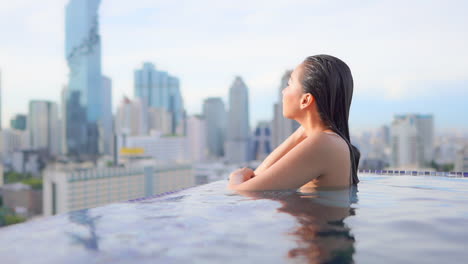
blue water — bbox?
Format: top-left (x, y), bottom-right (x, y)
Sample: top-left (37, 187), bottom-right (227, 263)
top-left (0, 175), bottom-right (467, 263)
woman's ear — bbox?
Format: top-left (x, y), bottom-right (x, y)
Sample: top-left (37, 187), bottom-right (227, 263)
top-left (300, 93), bottom-right (314, 109)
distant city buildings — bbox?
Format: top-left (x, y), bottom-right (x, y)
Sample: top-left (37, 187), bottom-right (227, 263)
top-left (1, 183), bottom-right (42, 218)
top-left (28, 101), bottom-right (59, 156)
top-left (390, 114), bottom-right (434, 169)
top-left (64, 0), bottom-right (109, 158)
top-left (454, 145), bottom-right (468, 171)
top-left (0, 129), bottom-right (29, 164)
top-left (252, 121), bottom-right (272, 161)
top-left (186, 115), bottom-right (208, 163)
top-left (134, 62), bottom-right (184, 134)
top-left (225, 77), bottom-right (250, 164)
top-left (12, 150), bottom-right (44, 177)
top-left (10, 114), bottom-right (27, 131)
top-left (117, 131), bottom-right (189, 163)
top-left (43, 162), bottom-right (193, 215)
top-left (202, 97), bottom-right (226, 158)
top-left (148, 107), bottom-right (172, 135)
top-left (115, 97), bottom-right (148, 136)
top-left (101, 76), bottom-right (113, 155)
top-left (272, 70), bottom-right (300, 148)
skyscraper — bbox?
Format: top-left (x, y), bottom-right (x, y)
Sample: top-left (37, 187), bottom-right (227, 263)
top-left (134, 62), bottom-right (184, 134)
top-left (202, 97), bottom-right (226, 158)
top-left (64, 0), bottom-right (104, 158)
top-left (391, 114), bottom-right (434, 169)
top-left (10, 114), bottom-right (27, 131)
top-left (252, 121), bottom-right (272, 161)
top-left (101, 76), bottom-right (113, 155)
top-left (148, 107), bottom-right (172, 135)
top-left (28, 101), bottom-right (59, 156)
top-left (225, 77), bottom-right (250, 164)
top-left (186, 115), bottom-right (208, 162)
top-left (115, 97), bottom-right (148, 137)
top-left (272, 70), bottom-right (300, 148)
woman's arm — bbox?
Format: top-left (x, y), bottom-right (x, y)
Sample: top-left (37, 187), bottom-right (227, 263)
top-left (254, 126), bottom-right (307, 175)
top-left (229, 134), bottom-right (325, 191)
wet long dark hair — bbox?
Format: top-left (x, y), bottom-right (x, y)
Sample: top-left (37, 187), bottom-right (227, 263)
top-left (301, 55), bottom-right (360, 184)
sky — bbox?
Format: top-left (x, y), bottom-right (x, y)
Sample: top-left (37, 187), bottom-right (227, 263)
top-left (0, 0), bottom-right (467, 134)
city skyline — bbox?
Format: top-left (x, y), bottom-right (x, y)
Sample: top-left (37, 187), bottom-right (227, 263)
top-left (0, 0), bottom-right (467, 132)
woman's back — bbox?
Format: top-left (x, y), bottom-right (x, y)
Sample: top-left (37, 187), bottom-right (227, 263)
top-left (299, 131), bottom-right (351, 190)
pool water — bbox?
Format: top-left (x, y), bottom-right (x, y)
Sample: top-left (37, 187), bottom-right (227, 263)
top-left (0, 175), bottom-right (467, 263)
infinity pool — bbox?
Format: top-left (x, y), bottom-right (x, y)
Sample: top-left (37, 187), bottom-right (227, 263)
top-left (0, 174), bottom-right (467, 263)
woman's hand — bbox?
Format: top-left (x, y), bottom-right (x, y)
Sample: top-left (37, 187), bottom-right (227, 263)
top-left (229, 167), bottom-right (255, 187)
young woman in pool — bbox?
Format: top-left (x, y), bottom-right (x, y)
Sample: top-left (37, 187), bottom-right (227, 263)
top-left (229, 55), bottom-right (360, 191)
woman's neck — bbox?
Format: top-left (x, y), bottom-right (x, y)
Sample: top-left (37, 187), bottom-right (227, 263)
top-left (297, 111), bottom-right (329, 137)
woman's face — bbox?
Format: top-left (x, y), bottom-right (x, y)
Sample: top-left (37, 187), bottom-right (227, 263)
top-left (282, 63), bottom-right (305, 119)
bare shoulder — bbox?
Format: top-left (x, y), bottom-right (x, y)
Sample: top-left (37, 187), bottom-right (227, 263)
top-left (298, 132), bottom-right (347, 152)
top-left (297, 132), bottom-right (350, 171)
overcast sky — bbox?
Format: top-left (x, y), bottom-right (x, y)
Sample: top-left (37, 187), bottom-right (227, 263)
top-left (1, 0), bottom-right (467, 133)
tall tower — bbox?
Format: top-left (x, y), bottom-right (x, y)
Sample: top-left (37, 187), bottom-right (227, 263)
top-left (225, 76), bottom-right (250, 164)
top-left (202, 97), bottom-right (226, 158)
top-left (272, 70), bottom-right (300, 148)
top-left (64, 0), bottom-right (103, 158)
top-left (28, 101), bottom-right (59, 156)
top-left (101, 76), bottom-right (113, 155)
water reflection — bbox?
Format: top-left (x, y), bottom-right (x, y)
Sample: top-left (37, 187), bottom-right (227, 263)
top-left (67, 209), bottom-right (101, 251)
top-left (238, 186), bottom-right (358, 263)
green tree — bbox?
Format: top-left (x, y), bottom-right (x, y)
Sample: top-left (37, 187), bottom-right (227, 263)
top-left (4, 214), bottom-right (26, 225)
top-left (21, 178), bottom-right (43, 190)
top-left (4, 172), bottom-right (33, 184)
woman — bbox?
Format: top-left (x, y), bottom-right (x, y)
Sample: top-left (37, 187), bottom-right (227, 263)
top-left (228, 55), bottom-right (360, 191)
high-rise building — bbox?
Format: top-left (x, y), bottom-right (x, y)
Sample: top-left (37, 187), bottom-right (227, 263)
top-left (378, 125), bottom-right (391, 147)
top-left (0, 129), bottom-right (29, 163)
top-left (148, 107), bottom-right (172, 135)
top-left (117, 131), bottom-right (189, 163)
top-left (101, 76), bottom-right (113, 155)
top-left (225, 77), bottom-right (250, 164)
top-left (43, 162), bottom-right (193, 216)
top-left (28, 101), bottom-right (59, 156)
top-left (10, 114), bottom-right (27, 131)
top-left (391, 114), bottom-right (434, 169)
top-left (64, 0), bottom-right (104, 157)
top-left (115, 97), bottom-right (148, 136)
top-left (272, 70), bottom-right (300, 148)
top-left (252, 121), bottom-right (272, 161)
top-left (134, 62), bottom-right (184, 134)
top-left (454, 145), bottom-right (468, 172)
top-left (187, 115), bottom-right (208, 162)
top-left (202, 97), bottom-right (226, 158)
top-left (60, 86), bottom-right (68, 155)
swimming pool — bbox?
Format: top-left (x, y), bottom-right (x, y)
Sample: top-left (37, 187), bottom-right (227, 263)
top-left (0, 174), bottom-right (467, 263)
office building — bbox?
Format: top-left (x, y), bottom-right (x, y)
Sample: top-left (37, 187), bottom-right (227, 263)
top-left (64, 0), bottom-right (105, 157)
top-left (28, 100), bottom-right (59, 156)
top-left (391, 114), bottom-right (434, 169)
top-left (134, 62), bottom-right (184, 134)
top-left (202, 97), bottom-right (226, 158)
top-left (43, 162), bottom-right (193, 216)
top-left (225, 77), bottom-right (250, 164)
